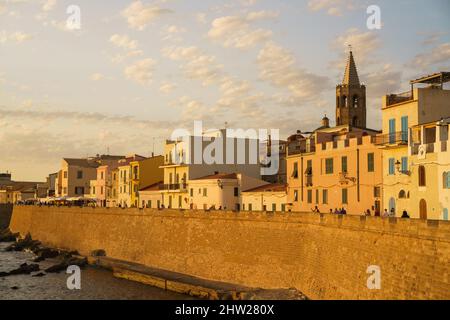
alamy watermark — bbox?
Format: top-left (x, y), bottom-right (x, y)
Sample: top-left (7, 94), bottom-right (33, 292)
top-left (169, 121), bottom-right (280, 176)
top-left (367, 5), bottom-right (382, 30)
top-left (66, 5), bottom-right (81, 30)
top-left (66, 265), bottom-right (81, 290)
top-left (366, 265), bottom-right (381, 290)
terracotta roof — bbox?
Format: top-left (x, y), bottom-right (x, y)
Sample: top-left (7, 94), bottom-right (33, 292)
top-left (191, 173), bottom-right (238, 181)
top-left (243, 183), bottom-right (287, 193)
top-left (139, 181), bottom-right (163, 192)
top-left (64, 158), bottom-right (99, 168)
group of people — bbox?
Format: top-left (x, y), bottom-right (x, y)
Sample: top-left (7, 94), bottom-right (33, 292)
top-left (311, 205), bottom-right (411, 219)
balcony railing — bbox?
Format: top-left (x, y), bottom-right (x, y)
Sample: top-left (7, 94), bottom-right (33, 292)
top-left (374, 131), bottom-right (408, 146)
top-left (287, 144), bottom-right (316, 156)
top-left (159, 183), bottom-right (188, 191)
top-left (386, 91), bottom-right (414, 107)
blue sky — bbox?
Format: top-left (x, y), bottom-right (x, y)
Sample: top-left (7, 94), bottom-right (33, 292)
top-left (0, 0), bottom-right (449, 180)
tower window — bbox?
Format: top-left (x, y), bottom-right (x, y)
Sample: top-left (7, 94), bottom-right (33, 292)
top-left (343, 96), bottom-right (347, 108)
top-left (353, 95), bottom-right (359, 108)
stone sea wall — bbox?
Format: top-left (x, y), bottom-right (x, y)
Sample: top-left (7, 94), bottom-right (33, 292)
top-left (0, 204), bottom-right (13, 230)
top-left (9, 206), bottom-right (450, 300)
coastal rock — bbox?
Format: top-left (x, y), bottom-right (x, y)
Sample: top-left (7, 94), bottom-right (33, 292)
top-left (45, 256), bottom-right (87, 273)
top-left (0, 263), bottom-right (40, 277)
top-left (91, 249), bottom-right (106, 257)
top-left (33, 248), bottom-right (60, 262)
top-left (0, 229), bottom-right (19, 242)
top-left (5, 233), bottom-right (41, 252)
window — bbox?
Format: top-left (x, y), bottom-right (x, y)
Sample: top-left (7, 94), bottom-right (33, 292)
top-left (367, 153), bottom-right (374, 172)
top-left (443, 172), bottom-right (450, 189)
top-left (325, 158), bottom-right (334, 174)
top-left (341, 156), bottom-right (348, 173)
top-left (374, 187), bottom-right (381, 198)
top-left (101, 187), bottom-right (104, 195)
top-left (75, 187), bottom-right (84, 195)
top-left (169, 173), bottom-right (173, 184)
top-left (272, 204), bottom-right (276, 212)
top-left (92, 186), bottom-right (96, 195)
top-left (178, 196), bottom-right (182, 208)
top-left (389, 119), bottom-right (396, 144)
top-left (77, 170), bottom-right (83, 179)
top-left (63, 171), bottom-right (68, 178)
top-left (292, 162), bottom-right (299, 179)
top-left (294, 190), bottom-right (298, 202)
top-left (101, 172), bottom-right (104, 180)
top-left (388, 158), bottom-right (395, 175)
top-left (315, 189), bottom-right (319, 204)
top-left (353, 95), bottom-right (358, 108)
top-left (234, 187), bottom-right (239, 197)
top-left (399, 190), bottom-right (406, 199)
top-left (281, 204), bottom-right (286, 212)
top-left (248, 203), bottom-right (253, 211)
top-left (242, 204), bottom-right (245, 211)
top-left (418, 165), bottom-right (426, 187)
top-left (401, 116), bottom-right (408, 142)
top-left (190, 188), bottom-right (194, 197)
top-left (157, 200), bottom-right (160, 209)
top-left (342, 189), bottom-right (348, 204)
top-left (307, 190), bottom-right (312, 204)
top-left (203, 188), bottom-right (207, 197)
top-left (322, 189), bottom-right (328, 204)
top-left (401, 157), bottom-right (408, 173)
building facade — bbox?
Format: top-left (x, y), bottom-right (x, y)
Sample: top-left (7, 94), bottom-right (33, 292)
top-left (242, 183), bottom-right (288, 212)
top-left (377, 72), bottom-right (450, 218)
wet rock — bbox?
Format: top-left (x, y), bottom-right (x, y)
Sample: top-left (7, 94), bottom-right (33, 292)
top-left (10, 286), bottom-right (19, 290)
top-left (8, 263), bottom-right (40, 276)
top-left (32, 272), bottom-right (46, 277)
top-left (91, 249), bottom-right (106, 257)
top-left (45, 256), bottom-right (87, 273)
top-left (5, 233), bottom-right (41, 252)
top-left (0, 229), bottom-right (19, 242)
top-left (33, 248), bottom-right (60, 262)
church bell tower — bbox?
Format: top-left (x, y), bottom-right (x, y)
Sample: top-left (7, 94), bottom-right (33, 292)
top-left (336, 48), bottom-right (367, 128)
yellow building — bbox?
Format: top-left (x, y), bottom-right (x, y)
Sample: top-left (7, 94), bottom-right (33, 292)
top-left (286, 50), bottom-right (383, 215)
top-left (130, 156), bottom-right (164, 208)
top-left (139, 182), bottom-right (163, 209)
top-left (188, 173), bottom-right (268, 211)
top-left (377, 72), bottom-right (450, 218)
top-left (117, 155), bottom-right (146, 208)
top-left (242, 183), bottom-right (288, 212)
top-left (160, 130), bottom-right (262, 209)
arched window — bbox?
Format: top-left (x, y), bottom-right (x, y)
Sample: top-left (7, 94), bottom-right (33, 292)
top-left (398, 190), bottom-right (406, 199)
top-left (419, 199), bottom-right (427, 220)
top-left (419, 165), bottom-right (426, 187)
top-left (343, 96), bottom-right (347, 108)
top-left (353, 95), bottom-right (359, 108)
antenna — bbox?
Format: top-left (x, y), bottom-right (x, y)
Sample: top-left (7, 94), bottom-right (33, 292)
top-left (348, 44), bottom-right (352, 52)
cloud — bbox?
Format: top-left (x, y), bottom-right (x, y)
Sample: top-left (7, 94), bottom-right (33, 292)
top-left (90, 73), bottom-right (105, 81)
top-left (122, 1), bottom-right (172, 31)
top-left (257, 42), bottom-right (330, 105)
top-left (109, 34), bottom-right (138, 50)
top-left (162, 46), bottom-right (223, 85)
top-left (409, 42), bottom-right (450, 70)
top-left (159, 81), bottom-right (176, 94)
top-left (0, 31), bottom-right (33, 44)
top-left (124, 58), bottom-right (156, 86)
top-left (42, 0), bottom-right (57, 12)
top-left (308, 0), bottom-right (357, 16)
top-left (207, 12), bottom-right (276, 49)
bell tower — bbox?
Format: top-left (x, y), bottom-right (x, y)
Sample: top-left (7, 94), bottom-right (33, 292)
top-left (336, 47), bottom-right (366, 128)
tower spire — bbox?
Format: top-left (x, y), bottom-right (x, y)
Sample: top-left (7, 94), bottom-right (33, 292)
top-left (342, 46), bottom-right (360, 86)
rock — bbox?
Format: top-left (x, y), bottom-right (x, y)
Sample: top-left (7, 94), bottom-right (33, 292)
top-left (0, 272), bottom-right (8, 277)
top-left (0, 229), bottom-right (19, 242)
top-left (33, 248), bottom-right (60, 262)
top-left (45, 256), bottom-right (87, 273)
top-left (32, 272), bottom-right (46, 277)
top-left (90, 249), bottom-right (106, 257)
top-left (45, 262), bottom-right (68, 274)
top-left (10, 286), bottom-right (19, 290)
top-left (8, 263), bottom-right (40, 276)
top-left (5, 233), bottom-right (41, 252)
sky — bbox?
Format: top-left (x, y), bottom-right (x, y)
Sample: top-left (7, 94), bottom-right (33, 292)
top-left (0, 0), bottom-right (449, 181)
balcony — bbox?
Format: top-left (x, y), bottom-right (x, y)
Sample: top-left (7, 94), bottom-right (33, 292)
top-left (159, 183), bottom-right (188, 192)
top-left (287, 143), bottom-right (316, 156)
top-left (374, 132), bottom-right (408, 146)
top-left (385, 91), bottom-right (414, 107)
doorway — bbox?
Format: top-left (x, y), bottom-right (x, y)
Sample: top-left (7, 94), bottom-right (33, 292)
top-left (419, 199), bottom-right (427, 220)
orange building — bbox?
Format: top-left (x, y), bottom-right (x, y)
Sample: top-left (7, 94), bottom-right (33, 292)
top-left (286, 50), bottom-right (383, 215)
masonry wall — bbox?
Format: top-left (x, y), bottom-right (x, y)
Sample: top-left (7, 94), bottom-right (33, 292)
top-left (0, 204), bottom-right (13, 230)
top-left (9, 206), bottom-right (450, 300)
